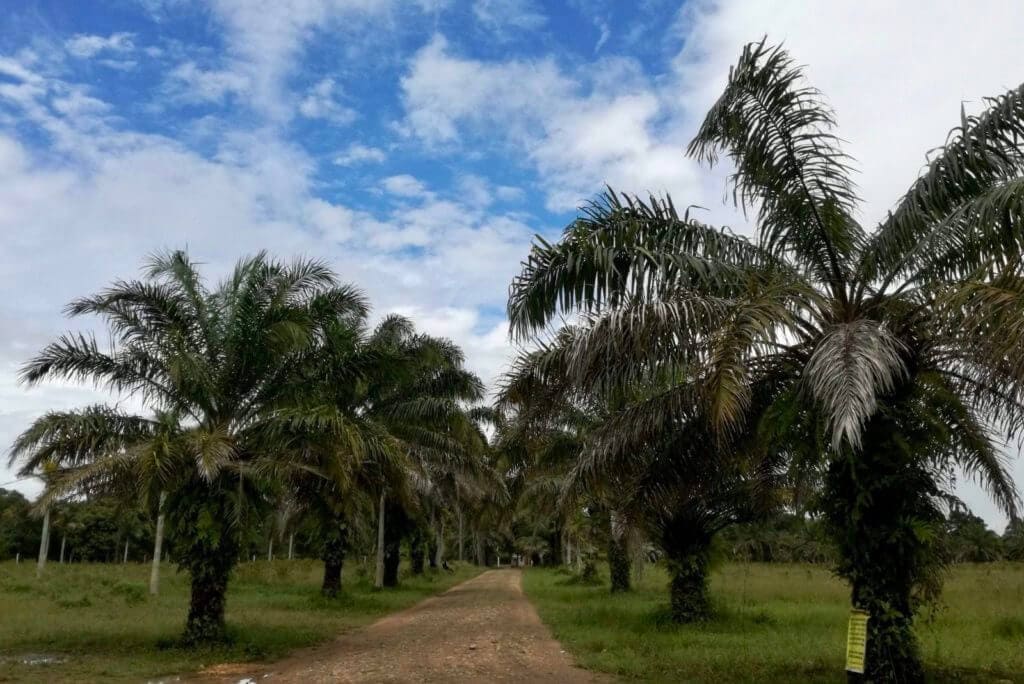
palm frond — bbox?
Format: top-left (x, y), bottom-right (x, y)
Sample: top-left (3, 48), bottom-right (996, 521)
top-left (688, 38), bottom-right (863, 299)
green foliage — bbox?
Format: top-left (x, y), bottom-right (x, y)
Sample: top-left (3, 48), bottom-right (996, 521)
top-left (523, 563), bottom-right (1024, 682)
top-left (945, 509), bottom-right (1005, 562)
top-left (719, 515), bottom-right (834, 564)
top-left (1004, 519), bottom-right (1024, 561)
top-left (0, 489), bottom-right (37, 560)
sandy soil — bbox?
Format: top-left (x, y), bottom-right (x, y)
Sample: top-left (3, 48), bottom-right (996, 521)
top-left (190, 569), bottom-right (608, 683)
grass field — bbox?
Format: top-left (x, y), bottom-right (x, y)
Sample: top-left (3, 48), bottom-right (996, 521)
top-left (0, 559), bottom-right (480, 682)
top-left (523, 563), bottom-right (1024, 683)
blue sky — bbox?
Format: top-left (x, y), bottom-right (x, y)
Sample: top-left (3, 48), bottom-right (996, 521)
top-left (2, 0), bottom-right (1024, 529)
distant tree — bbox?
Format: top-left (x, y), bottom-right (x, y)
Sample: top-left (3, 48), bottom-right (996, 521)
top-left (945, 508), bottom-right (1004, 562)
top-left (1004, 519), bottom-right (1024, 561)
top-left (0, 489), bottom-right (37, 560)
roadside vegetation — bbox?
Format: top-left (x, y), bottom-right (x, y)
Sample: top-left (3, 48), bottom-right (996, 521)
top-left (0, 559), bottom-right (479, 682)
top-left (523, 563), bottom-right (1024, 683)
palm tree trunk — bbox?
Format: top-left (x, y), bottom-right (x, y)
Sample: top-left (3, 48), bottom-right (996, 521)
top-left (434, 518), bottom-right (445, 567)
top-left (36, 506), bottom-right (50, 577)
top-left (608, 510), bottom-right (631, 593)
top-left (267, 537), bottom-right (273, 562)
top-left (183, 552), bottom-right (233, 644)
top-left (59, 535), bottom-right (66, 564)
top-left (382, 500), bottom-right (402, 587)
top-left (474, 528), bottom-right (485, 566)
top-left (457, 505), bottom-right (465, 561)
top-left (150, 491), bottom-right (167, 595)
top-left (374, 491), bottom-right (385, 589)
top-left (662, 528), bottom-right (713, 623)
top-left (824, 443), bottom-right (931, 684)
top-left (409, 527), bottom-right (426, 575)
top-left (321, 518), bottom-right (347, 598)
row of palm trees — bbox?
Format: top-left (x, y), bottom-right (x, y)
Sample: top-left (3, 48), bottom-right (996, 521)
top-left (498, 40), bottom-right (1024, 682)
top-left (9, 251), bottom-right (500, 644)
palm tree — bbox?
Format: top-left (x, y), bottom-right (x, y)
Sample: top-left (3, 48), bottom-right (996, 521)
top-left (10, 250), bottom-right (361, 644)
top-left (367, 329), bottom-right (486, 585)
top-left (508, 40), bottom-right (1023, 681)
top-left (499, 337), bottom-right (779, 612)
top-left (290, 312), bottom-right (486, 590)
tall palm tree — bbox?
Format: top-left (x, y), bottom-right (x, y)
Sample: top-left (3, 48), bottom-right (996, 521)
top-left (508, 40), bottom-right (1023, 681)
top-left (318, 317), bottom-right (487, 587)
top-left (10, 250), bottom-right (362, 644)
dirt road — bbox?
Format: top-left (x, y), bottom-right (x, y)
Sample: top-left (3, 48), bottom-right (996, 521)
top-left (193, 569), bottom-right (607, 683)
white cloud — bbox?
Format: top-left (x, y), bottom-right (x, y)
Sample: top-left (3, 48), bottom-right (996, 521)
top-left (298, 78), bottom-right (357, 124)
top-left (495, 184), bottom-right (523, 202)
top-left (456, 174), bottom-right (493, 207)
top-left (4, 0), bottom-right (1023, 530)
top-left (65, 32), bottom-right (135, 59)
top-left (334, 142), bottom-right (386, 165)
top-left (381, 173), bottom-right (432, 199)
top-left (167, 61), bottom-right (250, 104)
top-left (204, 0), bottom-right (405, 120)
top-left (400, 37), bottom-right (697, 211)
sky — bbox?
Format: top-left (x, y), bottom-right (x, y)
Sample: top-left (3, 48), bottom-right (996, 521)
top-left (1, 0), bottom-right (1023, 531)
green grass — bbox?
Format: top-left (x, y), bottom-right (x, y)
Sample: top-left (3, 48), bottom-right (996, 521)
top-left (0, 559), bottom-right (480, 682)
top-left (523, 563), bottom-right (1024, 683)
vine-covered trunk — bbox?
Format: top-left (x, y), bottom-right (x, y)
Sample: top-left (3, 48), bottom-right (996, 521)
top-left (823, 411), bottom-right (940, 684)
top-left (608, 510), bottom-right (631, 593)
top-left (320, 519), bottom-right (347, 598)
top-left (661, 523), bottom-right (713, 623)
top-left (182, 543), bottom-right (235, 644)
top-left (666, 550), bottom-right (710, 622)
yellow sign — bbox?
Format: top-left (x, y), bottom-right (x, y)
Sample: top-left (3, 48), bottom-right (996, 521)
top-left (845, 609), bottom-right (870, 674)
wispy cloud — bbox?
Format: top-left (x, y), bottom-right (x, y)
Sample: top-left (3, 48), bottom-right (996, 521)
top-left (65, 32), bottom-right (134, 59)
top-left (472, 0), bottom-right (546, 39)
top-left (334, 143), bottom-right (386, 165)
top-left (298, 78), bottom-right (357, 124)
top-left (382, 173), bottom-right (432, 199)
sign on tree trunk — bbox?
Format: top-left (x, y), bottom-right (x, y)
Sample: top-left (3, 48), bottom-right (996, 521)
top-left (845, 609), bottom-right (869, 674)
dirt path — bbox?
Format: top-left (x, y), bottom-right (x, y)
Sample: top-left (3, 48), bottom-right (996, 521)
top-left (193, 569), bottom-right (607, 683)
